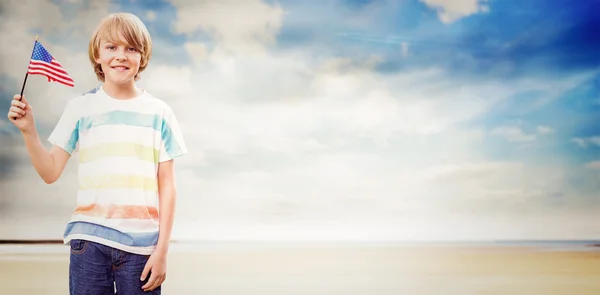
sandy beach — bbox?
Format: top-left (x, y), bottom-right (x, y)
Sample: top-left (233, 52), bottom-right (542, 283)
top-left (2, 242), bottom-right (600, 295)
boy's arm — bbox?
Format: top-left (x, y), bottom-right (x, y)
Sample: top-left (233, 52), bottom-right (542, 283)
top-left (155, 159), bottom-right (177, 255)
top-left (22, 128), bottom-right (71, 184)
top-left (141, 159), bottom-right (176, 291)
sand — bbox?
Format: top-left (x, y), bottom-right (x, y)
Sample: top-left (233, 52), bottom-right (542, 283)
top-left (2, 244), bottom-right (600, 294)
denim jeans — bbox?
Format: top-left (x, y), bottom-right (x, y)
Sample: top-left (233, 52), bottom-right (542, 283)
top-left (69, 239), bottom-right (161, 294)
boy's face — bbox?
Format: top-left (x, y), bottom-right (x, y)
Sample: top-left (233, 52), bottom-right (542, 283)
top-left (95, 36), bottom-right (141, 85)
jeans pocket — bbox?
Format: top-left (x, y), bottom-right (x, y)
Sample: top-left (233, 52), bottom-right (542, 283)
top-left (70, 239), bottom-right (88, 254)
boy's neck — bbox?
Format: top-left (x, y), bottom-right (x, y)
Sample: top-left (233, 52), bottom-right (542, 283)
top-left (102, 81), bottom-right (142, 100)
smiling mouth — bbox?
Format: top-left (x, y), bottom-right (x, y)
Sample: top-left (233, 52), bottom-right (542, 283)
top-left (111, 66), bottom-right (130, 70)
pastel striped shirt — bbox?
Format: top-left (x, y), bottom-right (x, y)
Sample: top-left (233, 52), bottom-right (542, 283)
top-left (48, 85), bottom-right (187, 255)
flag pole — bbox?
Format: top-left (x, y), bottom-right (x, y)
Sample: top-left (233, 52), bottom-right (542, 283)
top-left (19, 34), bottom-right (38, 102)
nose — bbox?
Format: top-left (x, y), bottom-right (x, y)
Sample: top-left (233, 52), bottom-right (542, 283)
top-left (115, 48), bottom-right (128, 61)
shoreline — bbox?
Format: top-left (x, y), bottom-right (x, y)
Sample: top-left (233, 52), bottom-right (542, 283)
top-left (0, 240), bottom-right (64, 244)
top-left (1, 240), bottom-right (599, 256)
top-left (1, 239), bottom-right (599, 247)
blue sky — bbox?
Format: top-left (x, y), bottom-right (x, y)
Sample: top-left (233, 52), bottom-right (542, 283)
top-left (0, 0), bottom-right (599, 240)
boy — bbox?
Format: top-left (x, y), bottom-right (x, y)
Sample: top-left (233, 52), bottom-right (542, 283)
top-left (6, 12), bottom-right (186, 294)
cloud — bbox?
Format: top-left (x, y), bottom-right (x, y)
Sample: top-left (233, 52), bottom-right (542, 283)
top-left (165, 49), bottom-right (526, 165)
top-left (537, 125), bottom-right (553, 134)
top-left (140, 64), bottom-right (193, 98)
top-left (419, 0), bottom-right (489, 23)
top-left (585, 161), bottom-right (600, 170)
top-left (66, 0), bottom-right (113, 39)
top-left (168, 0), bottom-right (284, 54)
top-left (146, 10), bottom-right (156, 21)
top-left (416, 161), bottom-right (565, 201)
top-left (401, 42), bottom-right (409, 58)
top-left (0, 0), bottom-right (63, 84)
top-left (184, 42), bottom-right (209, 64)
top-left (490, 125), bottom-right (536, 142)
top-left (572, 136), bottom-right (600, 148)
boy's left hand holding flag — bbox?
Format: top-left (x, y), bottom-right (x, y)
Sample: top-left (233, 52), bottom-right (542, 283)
top-left (8, 35), bottom-right (75, 124)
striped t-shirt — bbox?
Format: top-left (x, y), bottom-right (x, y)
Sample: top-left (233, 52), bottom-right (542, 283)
top-left (48, 85), bottom-right (187, 255)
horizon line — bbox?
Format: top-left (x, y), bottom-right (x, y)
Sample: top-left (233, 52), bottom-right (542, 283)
top-left (1, 238), bottom-right (600, 245)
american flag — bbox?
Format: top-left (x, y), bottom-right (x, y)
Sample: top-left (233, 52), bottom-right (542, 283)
top-left (27, 41), bottom-right (74, 87)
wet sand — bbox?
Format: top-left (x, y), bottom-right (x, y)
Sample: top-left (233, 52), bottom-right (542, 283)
top-left (2, 244), bottom-right (600, 294)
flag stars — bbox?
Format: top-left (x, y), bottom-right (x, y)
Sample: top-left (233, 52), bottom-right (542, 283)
top-left (32, 43), bottom-right (53, 63)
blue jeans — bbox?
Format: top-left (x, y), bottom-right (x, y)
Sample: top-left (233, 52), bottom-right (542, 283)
top-left (69, 239), bottom-right (161, 294)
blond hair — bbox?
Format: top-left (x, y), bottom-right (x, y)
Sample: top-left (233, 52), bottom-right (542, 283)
top-left (88, 13), bottom-right (152, 82)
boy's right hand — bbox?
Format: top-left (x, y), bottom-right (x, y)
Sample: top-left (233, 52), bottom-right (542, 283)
top-left (7, 94), bottom-right (35, 134)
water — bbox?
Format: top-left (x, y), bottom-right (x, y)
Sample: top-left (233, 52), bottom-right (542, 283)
top-left (1, 239), bottom-right (598, 255)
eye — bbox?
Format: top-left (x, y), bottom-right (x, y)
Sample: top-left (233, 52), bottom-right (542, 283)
top-left (128, 47), bottom-right (137, 52)
top-left (106, 45), bottom-right (115, 50)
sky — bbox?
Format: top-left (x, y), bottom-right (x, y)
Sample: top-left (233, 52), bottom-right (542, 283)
top-left (0, 0), bottom-right (599, 241)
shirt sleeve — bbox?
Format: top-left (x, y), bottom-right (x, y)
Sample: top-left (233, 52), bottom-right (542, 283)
top-left (47, 99), bottom-right (81, 155)
top-left (159, 105), bottom-right (187, 162)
